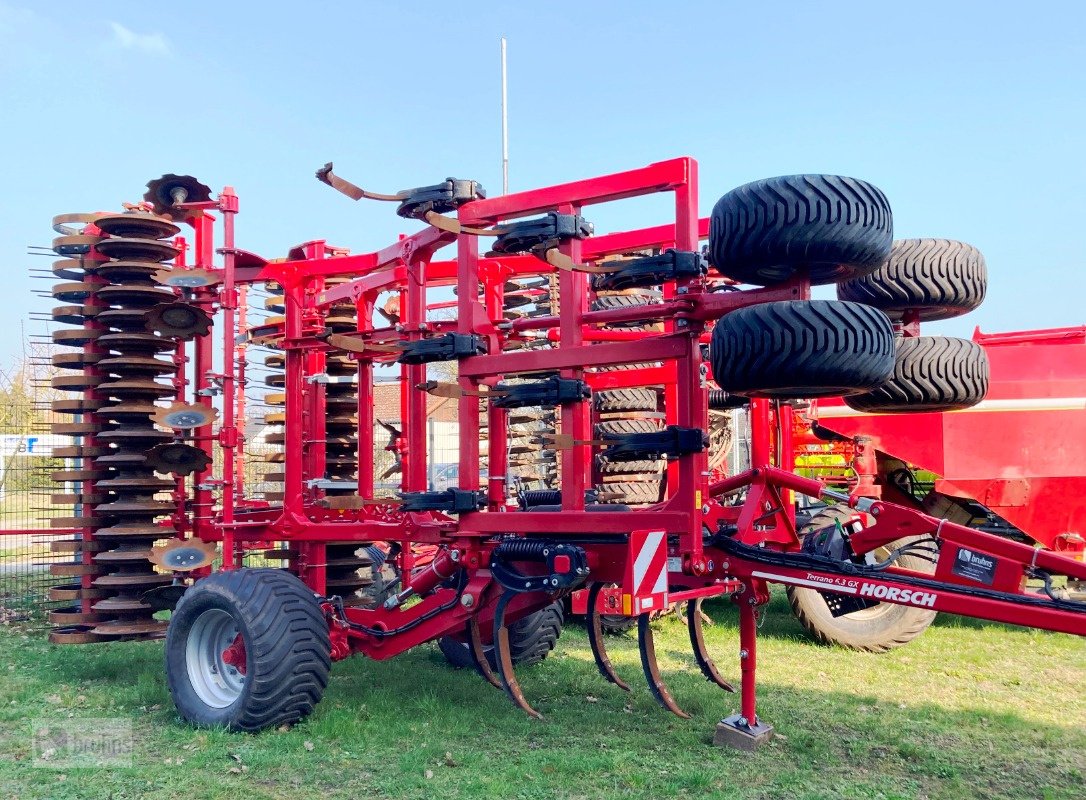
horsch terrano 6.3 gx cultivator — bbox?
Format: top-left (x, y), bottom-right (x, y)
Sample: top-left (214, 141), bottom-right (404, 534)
top-left (41, 158), bottom-right (1086, 748)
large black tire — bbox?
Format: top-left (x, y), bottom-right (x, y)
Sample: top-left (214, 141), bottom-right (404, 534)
top-left (710, 300), bottom-right (895, 398)
top-left (787, 505), bottom-right (936, 653)
top-left (166, 568), bottom-right (331, 731)
top-left (837, 239), bottom-right (987, 321)
top-left (439, 602), bottom-right (564, 670)
top-left (709, 174), bottom-right (893, 286)
top-left (595, 388), bottom-right (658, 413)
top-left (595, 479), bottom-right (664, 505)
top-left (845, 336), bottom-right (989, 413)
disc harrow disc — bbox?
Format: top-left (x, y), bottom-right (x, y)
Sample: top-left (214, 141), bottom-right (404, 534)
top-left (94, 237), bottom-right (180, 263)
top-left (93, 212), bottom-right (180, 240)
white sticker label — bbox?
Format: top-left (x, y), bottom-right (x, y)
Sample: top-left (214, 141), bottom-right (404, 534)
top-left (667, 557), bottom-right (683, 573)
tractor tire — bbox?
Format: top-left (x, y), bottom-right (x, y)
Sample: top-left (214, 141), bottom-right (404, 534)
top-left (845, 336), bottom-right (988, 413)
top-left (836, 239), bottom-right (987, 322)
top-left (595, 388), bottom-right (658, 413)
top-left (166, 568), bottom-right (331, 731)
top-left (709, 174), bottom-right (893, 286)
top-left (786, 505), bottom-right (936, 653)
top-left (595, 418), bottom-right (661, 437)
top-left (596, 457), bottom-right (665, 475)
top-left (710, 300), bottom-right (895, 398)
top-left (439, 601), bottom-right (564, 670)
top-left (595, 480), bottom-right (664, 505)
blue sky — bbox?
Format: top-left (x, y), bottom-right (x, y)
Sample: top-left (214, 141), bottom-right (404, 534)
top-left (1, 1), bottom-right (1083, 368)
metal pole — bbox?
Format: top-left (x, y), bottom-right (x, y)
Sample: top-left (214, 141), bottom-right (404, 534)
top-left (500, 36), bottom-right (509, 194)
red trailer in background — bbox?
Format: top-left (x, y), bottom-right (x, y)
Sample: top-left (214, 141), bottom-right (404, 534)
top-left (813, 325), bottom-right (1086, 559)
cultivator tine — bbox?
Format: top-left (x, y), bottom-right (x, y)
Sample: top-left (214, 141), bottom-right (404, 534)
top-left (422, 210), bottom-right (505, 237)
top-left (585, 583), bottom-right (630, 692)
top-left (637, 613), bottom-right (691, 719)
top-left (466, 616), bottom-right (501, 689)
top-left (541, 248), bottom-right (616, 274)
top-left (687, 598), bottom-right (735, 693)
top-left (315, 162), bottom-right (406, 202)
top-left (493, 592), bottom-right (543, 719)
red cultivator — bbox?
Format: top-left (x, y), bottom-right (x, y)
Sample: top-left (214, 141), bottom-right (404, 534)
top-left (41, 157), bottom-right (1086, 748)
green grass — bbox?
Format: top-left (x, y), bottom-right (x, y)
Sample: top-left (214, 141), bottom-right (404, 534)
top-left (0, 595), bottom-right (1082, 800)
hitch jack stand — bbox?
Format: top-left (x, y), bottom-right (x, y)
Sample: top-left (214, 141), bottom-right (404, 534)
top-left (714, 591), bottom-right (774, 751)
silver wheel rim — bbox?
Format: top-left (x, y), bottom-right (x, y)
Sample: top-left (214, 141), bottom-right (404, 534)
top-left (186, 608), bottom-right (246, 708)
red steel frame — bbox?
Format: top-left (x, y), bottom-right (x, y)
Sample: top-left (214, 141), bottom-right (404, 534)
top-left (130, 157), bottom-right (1085, 742)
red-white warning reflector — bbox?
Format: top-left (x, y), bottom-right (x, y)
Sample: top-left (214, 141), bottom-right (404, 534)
top-left (623, 529), bottom-right (668, 615)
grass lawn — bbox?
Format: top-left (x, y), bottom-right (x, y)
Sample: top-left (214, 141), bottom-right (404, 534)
top-left (0, 594), bottom-right (1082, 800)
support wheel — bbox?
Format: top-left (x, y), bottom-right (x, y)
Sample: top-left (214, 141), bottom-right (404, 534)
top-left (709, 174), bottom-right (893, 285)
top-left (836, 239), bottom-right (986, 321)
top-left (845, 335), bottom-right (989, 413)
top-left (166, 568), bottom-right (331, 731)
top-left (787, 505), bottom-right (936, 653)
top-left (710, 300), bottom-right (895, 398)
top-left (439, 602), bottom-right (563, 669)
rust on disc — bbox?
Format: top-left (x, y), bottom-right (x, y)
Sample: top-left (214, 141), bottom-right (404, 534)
top-left (93, 212), bottom-right (180, 240)
top-left (53, 328), bottom-right (103, 346)
top-left (50, 563), bottom-right (103, 577)
top-left (48, 608), bottom-right (106, 626)
top-left (91, 619), bottom-right (169, 637)
top-left (94, 237), bottom-right (180, 262)
top-left (48, 628), bottom-right (106, 645)
top-left (48, 585), bottom-right (111, 602)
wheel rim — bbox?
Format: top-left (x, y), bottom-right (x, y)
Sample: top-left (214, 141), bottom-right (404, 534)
top-left (186, 608), bottom-right (246, 708)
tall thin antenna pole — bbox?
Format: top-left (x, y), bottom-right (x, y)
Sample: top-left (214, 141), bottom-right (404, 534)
top-left (500, 36), bottom-right (509, 194)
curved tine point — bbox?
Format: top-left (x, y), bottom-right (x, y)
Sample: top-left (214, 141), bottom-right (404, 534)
top-left (467, 616), bottom-right (502, 689)
top-left (586, 583), bottom-right (630, 692)
top-left (688, 598), bottom-right (736, 693)
top-left (637, 613), bottom-right (691, 719)
top-left (493, 593), bottom-right (543, 719)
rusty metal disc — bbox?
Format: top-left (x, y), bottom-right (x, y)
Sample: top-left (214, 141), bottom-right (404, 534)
top-left (263, 412), bottom-right (285, 424)
top-left (51, 375), bottom-right (102, 391)
top-left (50, 281), bottom-right (99, 302)
top-left (97, 332), bottom-right (175, 352)
top-left (94, 260), bottom-right (163, 281)
top-left (95, 284), bottom-right (178, 306)
top-left (95, 477), bottom-right (175, 491)
top-left (53, 328), bottom-right (103, 346)
top-left (97, 425), bottom-right (174, 443)
top-left (144, 443), bottom-right (212, 476)
top-left (51, 422), bottom-right (104, 436)
top-left (91, 619), bottom-right (169, 638)
top-left (52, 468), bottom-right (107, 481)
top-left (93, 212), bottom-right (180, 240)
top-left (49, 608), bottom-right (106, 626)
top-left (53, 445), bottom-right (110, 459)
top-left (50, 563), bottom-right (103, 577)
top-left (95, 500), bottom-right (175, 517)
top-left (93, 596), bottom-right (155, 613)
top-left (97, 355), bottom-right (177, 376)
top-left (48, 627), bottom-right (106, 644)
top-left (94, 308), bottom-right (151, 329)
top-left (94, 453), bottom-right (147, 468)
top-left (51, 258), bottom-right (90, 280)
top-left (152, 267), bottom-right (221, 288)
top-left (51, 305), bottom-right (102, 325)
top-left (263, 354), bottom-right (284, 368)
top-left (94, 523), bottom-right (171, 538)
top-left (48, 584), bottom-right (111, 602)
top-left (97, 379), bottom-right (177, 400)
top-left (52, 398), bottom-right (106, 414)
top-left (149, 538), bottom-right (217, 571)
top-left (53, 234), bottom-right (102, 256)
top-left (51, 539), bottom-right (102, 554)
top-left (144, 302), bottom-right (212, 339)
top-left (264, 392), bottom-right (285, 405)
top-left (94, 571), bottom-right (174, 589)
top-left (94, 546), bottom-right (155, 563)
top-left (52, 351), bottom-right (99, 369)
top-left (264, 296), bottom-right (285, 311)
top-left (263, 471), bottom-right (285, 482)
top-left (262, 452), bottom-right (286, 463)
top-left (52, 212), bottom-right (103, 235)
top-left (94, 237), bottom-right (180, 263)
top-left (52, 492), bottom-right (106, 505)
top-left (51, 516), bottom-right (105, 529)
top-left (96, 402), bottom-right (158, 421)
top-left (264, 373), bottom-right (285, 388)
top-left (144, 174), bottom-right (213, 218)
